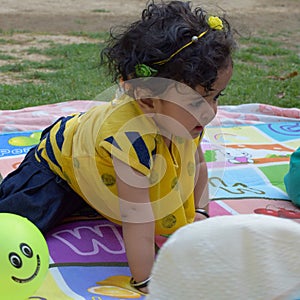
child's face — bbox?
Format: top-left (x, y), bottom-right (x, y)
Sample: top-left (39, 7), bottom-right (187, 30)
top-left (152, 63), bottom-right (233, 139)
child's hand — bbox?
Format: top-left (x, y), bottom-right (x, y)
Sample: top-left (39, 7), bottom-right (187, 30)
top-left (138, 286), bottom-right (149, 294)
top-left (194, 208), bottom-right (210, 221)
top-left (194, 211), bottom-right (208, 222)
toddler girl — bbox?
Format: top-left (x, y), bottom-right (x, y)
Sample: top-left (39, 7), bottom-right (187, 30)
top-left (0, 0), bottom-right (236, 293)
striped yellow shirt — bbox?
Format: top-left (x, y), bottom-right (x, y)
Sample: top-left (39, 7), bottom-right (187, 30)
top-left (36, 94), bottom-right (202, 234)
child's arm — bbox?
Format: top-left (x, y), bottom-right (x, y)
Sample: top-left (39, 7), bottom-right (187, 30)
top-left (114, 157), bottom-right (155, 292)
top-left (194, 145), bottom-right (210, 215)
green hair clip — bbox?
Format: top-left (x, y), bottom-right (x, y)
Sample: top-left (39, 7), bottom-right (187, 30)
top-left (135, 64), bottom-right (158, 77)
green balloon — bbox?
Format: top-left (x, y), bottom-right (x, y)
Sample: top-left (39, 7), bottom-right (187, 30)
top-left (0, 213), bottom-right (49, 299)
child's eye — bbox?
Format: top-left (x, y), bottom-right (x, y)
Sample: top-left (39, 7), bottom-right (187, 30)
top-left (189, 99), bottom-right (204, 108)
top-left (214, 92), bottom-right (225, 101)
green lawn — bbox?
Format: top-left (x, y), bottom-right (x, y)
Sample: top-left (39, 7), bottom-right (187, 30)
top-left (0, 31), bottom-right (299, 110)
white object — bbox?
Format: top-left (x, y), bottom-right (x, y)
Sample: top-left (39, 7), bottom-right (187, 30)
top-left (147, 214), bottom-right (300, 300)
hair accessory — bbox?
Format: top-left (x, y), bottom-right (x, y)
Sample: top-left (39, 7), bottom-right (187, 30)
top-left (153, 16), bottom-right (223, 66)
top-left (191, 36), bottom-right (199, 42)
top-left (153, 30), bottom-right (207, 66)
top-left (135, 64), bottom-right (158, 77)
top-left (135, 16), bottom-right (224, 74)
top-left (207, 16), bottom-right (223, 30)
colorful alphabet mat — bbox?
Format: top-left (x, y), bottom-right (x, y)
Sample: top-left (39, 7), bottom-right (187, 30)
top-left (0, 101), bottom-right (300, 299)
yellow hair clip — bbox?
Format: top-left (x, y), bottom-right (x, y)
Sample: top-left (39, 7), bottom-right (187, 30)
top-left (207, 16), bottom-right (223, 30)
top-left (153, 16), bottom-right (223, 66)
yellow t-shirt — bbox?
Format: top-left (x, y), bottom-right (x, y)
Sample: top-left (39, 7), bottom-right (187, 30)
top-left (36, 95), bottom-right (202, 235)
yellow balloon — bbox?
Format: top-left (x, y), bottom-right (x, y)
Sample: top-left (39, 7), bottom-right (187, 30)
top-left (0, 213), bottom-right (49, 299)
top-left (30, 131), bottom-right (42, 141)
top-left (8, 136), bottom-right (39, 147)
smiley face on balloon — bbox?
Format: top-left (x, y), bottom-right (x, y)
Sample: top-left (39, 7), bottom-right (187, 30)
top-left (0, 213), bottom-right (49, 299)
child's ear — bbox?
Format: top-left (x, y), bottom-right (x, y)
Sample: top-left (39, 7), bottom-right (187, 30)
top-left (133, 86), bottom-right (156, 113)
top-left (133, 86), bottom-right (151, 99)
top-left (136, 98), bottom-right (156, 114)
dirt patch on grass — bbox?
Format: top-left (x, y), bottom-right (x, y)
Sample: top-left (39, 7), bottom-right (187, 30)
top-left (0, 0), bottom-right (299, 36)
top-left (0, 33), bottom-right (100, 84)
top-left (0, 0), bottom-right (299, 84)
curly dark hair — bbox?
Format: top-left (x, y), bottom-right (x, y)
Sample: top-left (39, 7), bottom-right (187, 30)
top-left (101, 0), bottom-right (236, 92)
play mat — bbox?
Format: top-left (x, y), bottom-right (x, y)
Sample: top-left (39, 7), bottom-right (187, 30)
top-left (0, 100), bottom-right (299, 299)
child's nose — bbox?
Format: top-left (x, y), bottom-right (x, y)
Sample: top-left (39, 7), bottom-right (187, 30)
top-left (197, 104), bottom-right (216, 126)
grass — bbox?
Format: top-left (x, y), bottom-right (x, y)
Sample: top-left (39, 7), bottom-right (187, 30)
top-left (0, 32), bottom-right (299, 110)
top-left (225, 36), bottom-right (300, 108)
